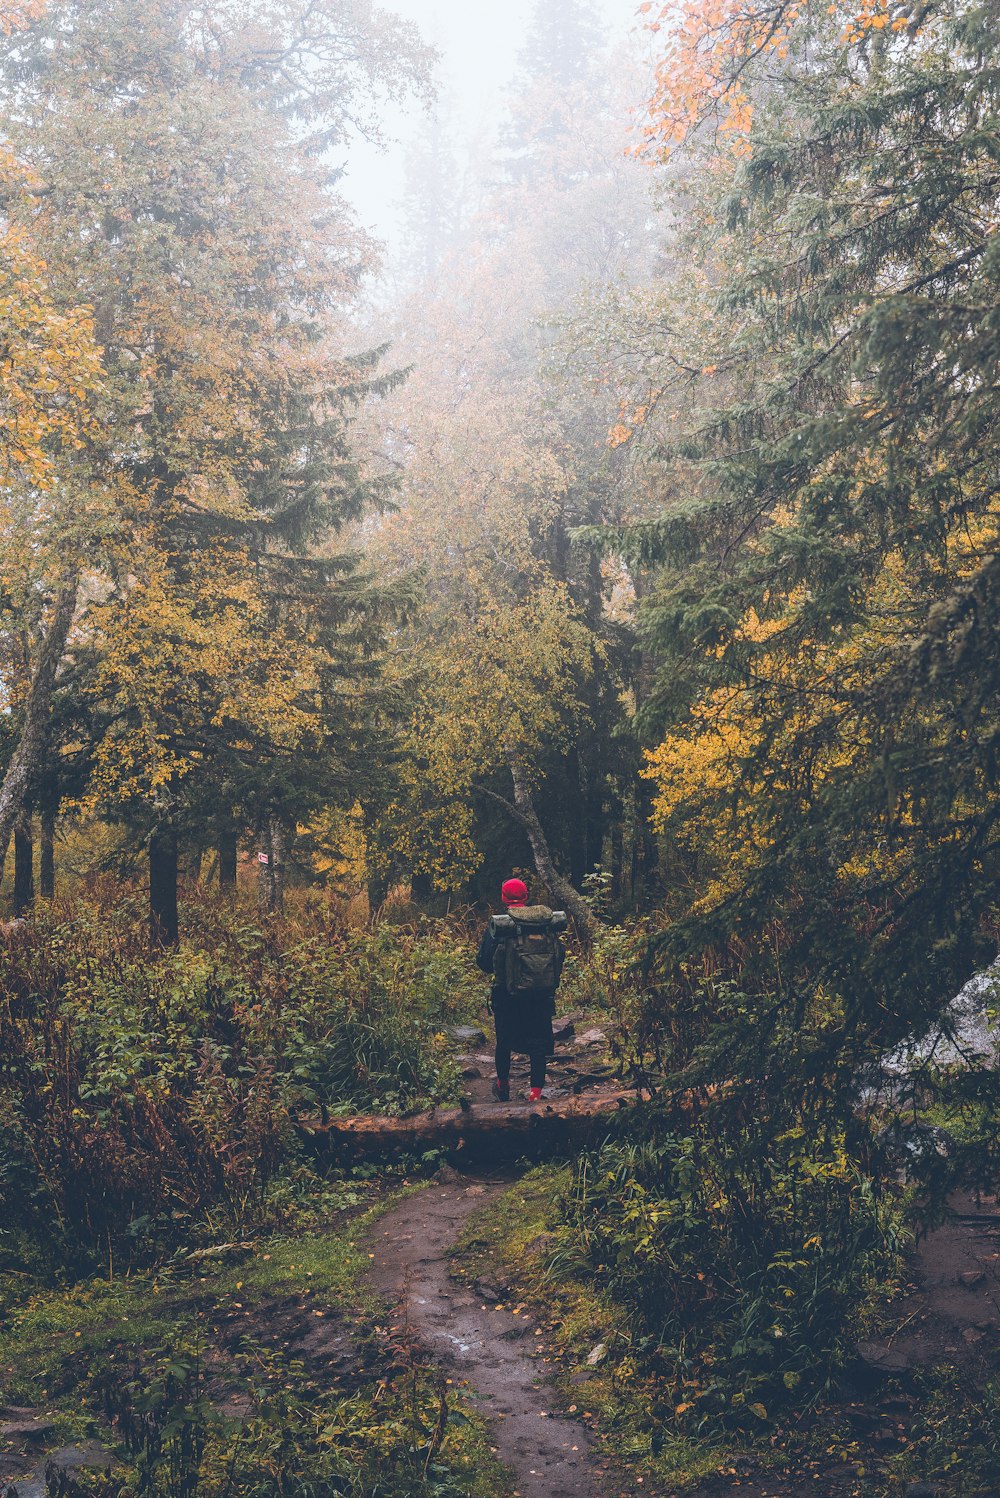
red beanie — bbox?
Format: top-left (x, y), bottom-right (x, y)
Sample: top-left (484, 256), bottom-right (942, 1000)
top-left (501, 878), bottom-right (529, 907)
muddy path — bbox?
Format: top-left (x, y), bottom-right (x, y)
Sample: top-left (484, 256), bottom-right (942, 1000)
top-left (370, 1177), bottom-right (610, 1498)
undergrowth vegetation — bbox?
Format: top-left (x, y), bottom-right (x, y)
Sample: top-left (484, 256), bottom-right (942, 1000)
top-left (0, 886), bottom-right (478, 1274)
top-left (0, 882), bottom-right (995, 1496)
top-left (562, 1102), bottom-right (902, 1424)
top-left (0, 1190), bottom-right (510, 1498)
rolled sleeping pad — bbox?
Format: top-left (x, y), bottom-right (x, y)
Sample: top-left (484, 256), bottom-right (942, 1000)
top-left (489, 910), bottom-right (569, 937)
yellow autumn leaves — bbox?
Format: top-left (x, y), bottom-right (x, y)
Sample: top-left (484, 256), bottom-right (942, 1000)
top-left (0, 217), bottom-right (103, 488)
top-left (643, 493), bottom-right (1000, 919)
top-left (369, 584), bottom-right (603, 892)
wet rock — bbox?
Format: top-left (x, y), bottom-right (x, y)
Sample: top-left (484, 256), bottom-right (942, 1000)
top-left (958, 1268), bottom-right (985, 1289)
top-left (47, 1444), bottom-right (113, 1474)
top-left (0, 1422), bottom-right (55, 1446)
top-left (0, 1457), bottom-right (29, 1487)
top-left (5, 1476), bottom-right (45, 1498)
top-left (855, 1339), bottom-right (911, 1373)
top-left (447, 1025), bottom-right (487, 1046)
top-left (473, 1279), bottom-right (505, 1303)
top-left (874, 1120), bottom-right (954, 1174)
top-left (4, 1442), bottom-right (113, 1498)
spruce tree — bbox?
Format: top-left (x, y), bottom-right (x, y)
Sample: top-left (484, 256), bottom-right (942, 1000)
top-left (517, 0), bottom-right (603, 89)
top-left (608, 0), bottom-right (1000, 1061)
top-left (0, 0), bottom-right (428, 934)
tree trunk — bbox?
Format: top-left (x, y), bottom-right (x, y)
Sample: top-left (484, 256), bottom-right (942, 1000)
top-left (269, 813), bottom-right (287, 915)
top-left (12, 806), bottom-right (34, 916)
top-left (609, 811), bottom-right (624, 905)
top-left (367, 870), bottom-right (389, 918)
top-left (218, 829), bottom-right (238, 893)
top-left (0, 575), bottom-right (78, 876)
top-left (566, 746), bottom-right (587, 888)
top-left (258, 811), bottom-right (287, 915)
top-left (40, 803), bottom-right (55, 899)
top-left (295, 1089), bottom-right (645, 1164)
top-left (149, 826), bottom-right (179, 947)
top-left (503, 744), bottom-right (596, 944)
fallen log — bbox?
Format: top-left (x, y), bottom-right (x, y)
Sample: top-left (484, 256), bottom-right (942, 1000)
top-left (294, 1088), bottom-right (647, 1163)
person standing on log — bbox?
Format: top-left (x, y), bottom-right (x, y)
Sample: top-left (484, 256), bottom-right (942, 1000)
top-left (476, 877), bottom-right (566, 1104)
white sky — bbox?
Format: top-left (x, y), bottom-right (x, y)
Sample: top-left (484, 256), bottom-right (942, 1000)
top-left (342, 0), bottom-right (645, 253)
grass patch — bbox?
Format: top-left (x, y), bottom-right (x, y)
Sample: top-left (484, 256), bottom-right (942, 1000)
top-left (0, 1180), bottom-right (511, 1498)
top-left (880, 1369), bottom-right (1000, 1497)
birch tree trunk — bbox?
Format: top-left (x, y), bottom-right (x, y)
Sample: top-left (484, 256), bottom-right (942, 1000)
top-left (258, 811), bottom-right (288, 915)
top-left (0, 576), bottom-right (78, 879)
top-left (268, 812), bottom-right (287, 915)
top-left (504, 743), bottom-right (596, 944)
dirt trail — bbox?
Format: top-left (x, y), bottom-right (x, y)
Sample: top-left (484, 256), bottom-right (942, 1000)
top-left (370, 1178), bottom-right (607, 1498)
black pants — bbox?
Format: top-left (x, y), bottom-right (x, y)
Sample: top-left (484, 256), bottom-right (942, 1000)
top-left (495, 1044), bottom-right (546, 1090)
top-left (492, 990), bottom-right (553, 1091)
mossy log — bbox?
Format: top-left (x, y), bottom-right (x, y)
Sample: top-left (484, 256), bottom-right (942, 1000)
top-left (293, 1089), bottom-right (647, 1163)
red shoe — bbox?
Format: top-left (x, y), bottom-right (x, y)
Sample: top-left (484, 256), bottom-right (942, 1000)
top-left (528, 1087), bottom-right (543, 1103)
top-left (491, 1079), bottom-right (510, 1102)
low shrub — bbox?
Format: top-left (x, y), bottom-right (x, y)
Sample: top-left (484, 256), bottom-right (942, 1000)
top-left (560, 1093), bottom-right (902, 1427)
top-left (0, 888), bottom-right (476, 1268)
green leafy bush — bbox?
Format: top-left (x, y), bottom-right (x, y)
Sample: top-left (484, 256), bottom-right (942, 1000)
top-left (561, 1095), bottom-right (901, 1427)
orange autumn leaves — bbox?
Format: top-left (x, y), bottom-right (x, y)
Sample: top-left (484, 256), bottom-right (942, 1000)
top-left (637, 0), bottom-right (909, 155)
top-left (0, 0), bottom-right (45, 34)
